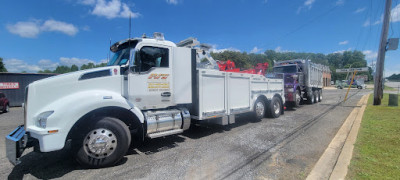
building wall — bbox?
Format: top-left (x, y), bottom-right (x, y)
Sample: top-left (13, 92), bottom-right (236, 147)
top-left (0, 73), bottom-right (56, 106)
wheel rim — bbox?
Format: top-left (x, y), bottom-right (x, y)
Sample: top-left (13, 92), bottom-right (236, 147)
top-left (6, 105), bottom-right (9, 112)
top-left (83, 128), bottom-right (117, 159)
top-left (312, 94), bottom-right (315, 103)
top-left (320, 92), bottom-right (322, 101)
top-left (273, 101), bottom-right (280, 114)
top-left (316, 94), bottom-right (319, 102)
top-left (295, 92), bottom-right (301, 105)
top-left (256, 101), bottom-right (265, 117)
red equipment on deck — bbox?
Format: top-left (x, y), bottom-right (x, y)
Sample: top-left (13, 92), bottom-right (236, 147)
top-left (217, 60), bottom-right (269, 75)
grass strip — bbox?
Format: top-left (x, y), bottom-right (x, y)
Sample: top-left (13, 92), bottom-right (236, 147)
top-left (347, 94), bottom-right (400, 179)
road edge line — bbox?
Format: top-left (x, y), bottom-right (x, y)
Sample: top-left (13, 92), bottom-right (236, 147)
top-left (306, 94), bottom-right (370, 180)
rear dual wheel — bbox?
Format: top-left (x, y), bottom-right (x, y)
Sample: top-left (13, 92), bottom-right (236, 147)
top-left (267, 96), bottom-right (282, 118)
top-left (307, 91), bottom-right (315, 104)
top-left (252, 99), bottom-right (265, 122)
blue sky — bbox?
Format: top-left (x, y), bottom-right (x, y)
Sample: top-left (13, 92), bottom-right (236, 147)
top-left (1, 0), bottom-right (400, 76)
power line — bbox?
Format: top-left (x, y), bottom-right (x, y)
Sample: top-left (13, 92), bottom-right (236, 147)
top-left (265, 5), bottom-right (339, 49)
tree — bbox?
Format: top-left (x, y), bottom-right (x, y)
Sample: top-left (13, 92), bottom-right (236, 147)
top-left (70, 64), bottom-right (79, 72)
top-left (53, 66), bottom-right (71, 74)
top-left (211, 51), bottom-right (251, 69)
top-left (0, 57), bottom-right (7, 72)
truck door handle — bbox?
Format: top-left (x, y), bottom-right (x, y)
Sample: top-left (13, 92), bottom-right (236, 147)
top-left (161, 92), bottom-right (171, 97)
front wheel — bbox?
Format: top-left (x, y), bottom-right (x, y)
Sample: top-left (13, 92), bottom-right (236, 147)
top-left (295, 89), bottom-right (301, 107)
top-left (3, 104), bottom-right (9, 113)
top-left (75, 117), bottom-right (131, 168)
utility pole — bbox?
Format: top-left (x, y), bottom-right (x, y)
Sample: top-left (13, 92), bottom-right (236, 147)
top-left (374, 0), bottom-right (392, 105)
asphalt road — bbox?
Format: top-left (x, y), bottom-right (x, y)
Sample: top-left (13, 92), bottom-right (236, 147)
top-left (0, 89), bottom-right (370, 180)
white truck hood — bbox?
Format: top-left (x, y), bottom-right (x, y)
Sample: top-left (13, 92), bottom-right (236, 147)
top-left (25, 66), bottom-right (123, 127)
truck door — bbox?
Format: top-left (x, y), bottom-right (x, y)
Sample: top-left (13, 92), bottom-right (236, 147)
top-left (127, 45), bottom-right (174, 109)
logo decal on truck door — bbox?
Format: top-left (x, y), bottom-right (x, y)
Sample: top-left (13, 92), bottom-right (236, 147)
top-left (147, 73), bottom-right (170, 92)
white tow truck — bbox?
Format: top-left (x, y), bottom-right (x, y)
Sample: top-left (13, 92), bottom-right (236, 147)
top-left (6, 33), bottom-right (285, 168)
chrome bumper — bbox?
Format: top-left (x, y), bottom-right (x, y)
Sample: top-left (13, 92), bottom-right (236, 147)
top-left (5, 125), bottom-right (29, 165)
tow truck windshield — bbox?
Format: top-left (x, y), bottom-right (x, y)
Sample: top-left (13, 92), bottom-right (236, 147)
top-left (108, 48), bottom-right (130, 66)
top-left (273, 65), bottom-right (297, 73)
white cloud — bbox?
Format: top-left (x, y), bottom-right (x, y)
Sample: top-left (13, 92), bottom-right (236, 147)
top-left (6, 19), bottom-right (78, 38)
top-left (333, 48), bottom-right (352, 54)
top-left (363, 50), bottom-right (378, 60)
top-left (274, 46), bottom-right (293, 52)
top-left (391, 4), bottom-right (400, 22)
top-left (38, 59), bottom-right (59, 70)
top-left (335, 0), bottom-right (344, 6)
top-left (81, 0), bottom-right (140, 19)
top-left (4, 59), bottom-right (42, 73)
top-left (304, 0), bottom-right (315, 8)
top-left (339, 40), bottom-right (349, 45)
top-left (297, 0), bottom-right (316, 14)
top-left (6, 21), bottom-right (41, 38)
top-left (362, 4), bottom-right (400, 27)
top-left (354, 7), bottom-right (366, 14)
top-left (363, 17), bottom-right (382, 27)
top-left (59, 57), bottom-right (97, 67)
top-left (209, 44), bottom-right (240, 53)
top-left (166, 0), bottom-right (178, 5)
top-left (41, 20), bottom-right (79, 36)
top-left (3, 57), bottom-right (105, 73)
top-left (211, 48), bottom-right (240, 53)
top-left (250, 46), bottom-right (262, 53)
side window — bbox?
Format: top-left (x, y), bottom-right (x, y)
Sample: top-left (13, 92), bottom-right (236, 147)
top-left (139, 46), bottom-right (169, 72)
top-left (0, 93), bottom-right (4, 98)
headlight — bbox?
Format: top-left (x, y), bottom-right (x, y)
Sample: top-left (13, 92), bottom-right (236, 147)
top-left (36, 111), bottom-right (54, 128)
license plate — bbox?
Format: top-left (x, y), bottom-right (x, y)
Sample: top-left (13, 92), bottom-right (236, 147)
top-left (5, 125), bottom-right (26, 165)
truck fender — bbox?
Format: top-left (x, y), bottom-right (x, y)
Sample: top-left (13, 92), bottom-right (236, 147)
top-left (251, 95), bottom-right (268, 111)
top-left (29, 90), bottom-right (142, 152)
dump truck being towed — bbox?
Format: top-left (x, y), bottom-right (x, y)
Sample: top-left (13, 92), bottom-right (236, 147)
top-left (273, 59), bottom-right (324, 108)
top-left (6, 33), bottom-right (285, 168)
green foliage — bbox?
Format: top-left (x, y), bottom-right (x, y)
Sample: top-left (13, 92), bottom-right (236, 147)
top-left (211, 51), bottom-right (252, 69)
top-left (0, 57), bottom-right (7, 72)
top-left (37, 63), bottom-right (106, 74)
top-left (387, 73), bottom-right (400, 81)
top-left (70, 64), bottom-right (79, 72)
top-left (211, 50), bottom-right (371, 81)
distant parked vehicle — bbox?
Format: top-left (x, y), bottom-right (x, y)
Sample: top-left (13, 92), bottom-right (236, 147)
top-left (336, 80), bottom-right (365, 89)
top-left (0, 92), bottom-right (10, 113)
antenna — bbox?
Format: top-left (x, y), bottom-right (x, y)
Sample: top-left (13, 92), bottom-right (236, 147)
top-left (129, 13), bottom-right (131, 40)
top-left (107, 38), bottom-right (111, 63)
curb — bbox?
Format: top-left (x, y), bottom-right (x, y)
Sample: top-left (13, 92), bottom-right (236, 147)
top-left (306, 94), bottom-right (370, 180)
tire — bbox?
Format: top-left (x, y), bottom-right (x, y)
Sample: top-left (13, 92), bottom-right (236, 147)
top-left (295, 89), bottom-right (301, 107)
top-left (314, 90), bottom-right (319, 103)
top-left (75, 117), bottom-right (131, 168)
top-left (3, 104), bottom-right (9, 113)
top-left (318, 90), bottom-right (322, 102)
top-left (252, 99), bottom-right (265, 122)
top-left (307, 91), bottom-right (315, 104)
top-left (268, 96), bottom-right (282, 118)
